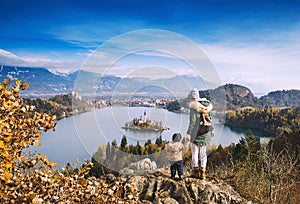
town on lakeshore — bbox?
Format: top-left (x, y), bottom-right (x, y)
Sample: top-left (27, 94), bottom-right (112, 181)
top-left (93, 96), bottom-right (187, 112)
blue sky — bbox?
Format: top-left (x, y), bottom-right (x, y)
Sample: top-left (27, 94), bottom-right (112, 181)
top-left (1, 0), bottom-right (300, 94)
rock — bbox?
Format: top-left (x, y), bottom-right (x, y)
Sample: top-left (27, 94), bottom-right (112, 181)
top-left (159, 197), bottom-right (179, 204)
top-left (128, 158), bottom-right (157, 170)
top-left (120, 158), bottom-right (158, 175)
top-left (124, 169), bottom-right (251, 204)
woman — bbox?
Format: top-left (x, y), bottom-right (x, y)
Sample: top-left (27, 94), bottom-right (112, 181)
top-left (186, 88), bottom-right (214, 179)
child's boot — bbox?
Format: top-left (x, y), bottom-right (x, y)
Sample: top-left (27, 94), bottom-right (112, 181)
top-left (200, 168), bottom-right (206, 179)
top-left (191, 167), bottom-right (200, 178)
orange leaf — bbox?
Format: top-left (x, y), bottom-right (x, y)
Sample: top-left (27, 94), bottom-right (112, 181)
top-left (0, 140), bottom-right (4, 148)
top-left (4, 171), bottom-right (12, 180)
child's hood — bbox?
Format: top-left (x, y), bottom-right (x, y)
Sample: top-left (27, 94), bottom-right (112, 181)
top-left (189, 98), bottom-right (213, 114)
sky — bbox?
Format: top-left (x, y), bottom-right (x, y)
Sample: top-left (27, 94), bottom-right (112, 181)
top-left (0, 0), bottom-right (300, 95)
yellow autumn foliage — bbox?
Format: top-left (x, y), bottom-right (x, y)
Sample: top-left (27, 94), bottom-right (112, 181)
top-left (0, 79), bottom-right (56, 181)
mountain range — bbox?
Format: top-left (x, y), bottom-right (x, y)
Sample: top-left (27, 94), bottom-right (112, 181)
top-left (0, 65), bottom-right (299, 109)
top-left (0, 66), bottom-right (73, 96)
top-left (0, 65), bottom-right (214, 97)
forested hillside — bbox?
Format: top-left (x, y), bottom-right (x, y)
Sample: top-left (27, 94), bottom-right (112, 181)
top-left (24, 93), bottom-right (92, 119)
top-left (225, 107), bottom-right (300, 136)
top-left (259, 89), bottom-right (300, 109)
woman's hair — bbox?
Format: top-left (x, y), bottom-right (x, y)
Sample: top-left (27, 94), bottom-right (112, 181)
top-left (172, 133), bottom-right (182, 142)
top-left (187, 88), bottom-right (200, 100)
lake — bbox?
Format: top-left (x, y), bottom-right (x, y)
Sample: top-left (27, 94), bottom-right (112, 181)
top-left (30, 107), bottom-right (271, 166)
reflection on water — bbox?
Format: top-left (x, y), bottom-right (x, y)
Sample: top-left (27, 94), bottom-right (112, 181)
top-left (227, 126), bottom-right (269, 137)
top-left (226, 126), bottom-right (273, 144)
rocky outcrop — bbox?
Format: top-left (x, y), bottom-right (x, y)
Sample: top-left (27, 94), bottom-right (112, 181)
top-left (114, 169), bottom-right (251, 204)
top-left (116, 158), bottom-right (250, 203)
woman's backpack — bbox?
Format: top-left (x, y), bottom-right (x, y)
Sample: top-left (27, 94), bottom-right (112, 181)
top-left (197, 113), bottom-right (213, 136)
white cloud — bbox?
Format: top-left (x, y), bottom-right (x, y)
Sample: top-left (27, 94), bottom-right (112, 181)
top-left (200, 41), bottom-right (300, 94)
top-left (47, 20), bottom-right (149, 49)
top-left (0, 49), bottom-right (18, 58)
top-left (0, 49), bottom-right (82, 71)
top-left (134, 50), bottom-right (178, 59)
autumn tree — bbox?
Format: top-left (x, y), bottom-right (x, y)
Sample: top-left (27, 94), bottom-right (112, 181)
top-left (0, 79), bottom-right (57, 181)
top-left (0, 79), bottom-right (57, 201)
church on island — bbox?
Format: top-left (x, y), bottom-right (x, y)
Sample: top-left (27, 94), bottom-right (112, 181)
top-left (123, 111), bottom-right (168, 132)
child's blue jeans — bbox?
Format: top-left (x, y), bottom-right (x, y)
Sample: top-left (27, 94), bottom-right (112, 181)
top-left (170, 160), bottom-right (183, 178)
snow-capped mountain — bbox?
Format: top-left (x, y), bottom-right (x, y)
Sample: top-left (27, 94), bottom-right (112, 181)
top-left (0, 66), bottom-right (74, 96)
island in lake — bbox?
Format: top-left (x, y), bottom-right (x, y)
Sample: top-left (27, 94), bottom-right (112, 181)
top-left (122, 111), bottom-right (168, 132)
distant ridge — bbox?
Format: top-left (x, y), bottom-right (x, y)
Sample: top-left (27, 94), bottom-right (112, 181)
top-left (259, 89), bottom-right (300, 109)
top-left (0, 66), bottom-right (73, 96)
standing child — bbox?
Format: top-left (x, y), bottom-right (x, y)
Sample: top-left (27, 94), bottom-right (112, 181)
top-left (165, 133), bottom-right (189, 180)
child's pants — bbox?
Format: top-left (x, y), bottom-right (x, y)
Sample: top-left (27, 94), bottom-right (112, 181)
top-left (170, 160), bottom-right (183, 178)
top-left (190, 143), bottom-right (207, 168)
